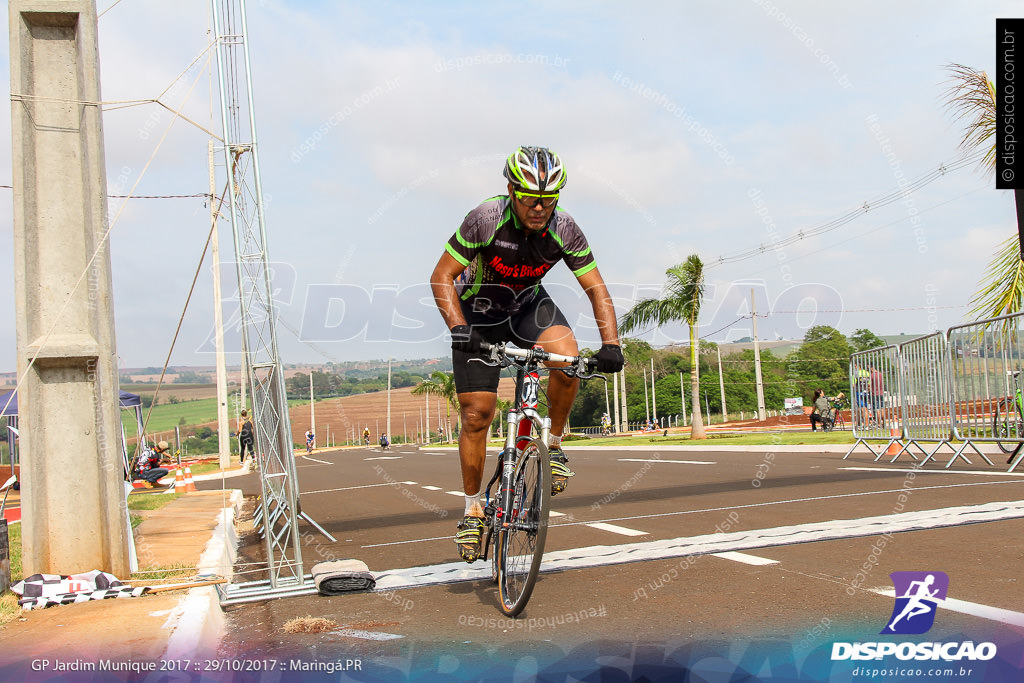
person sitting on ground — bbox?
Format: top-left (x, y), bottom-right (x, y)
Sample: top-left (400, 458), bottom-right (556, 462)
top-left (379, 432), bottom-right (390, 450)
top-left (136, 440), bottom-right (171, 488)
top-left (305, 428), bottom-right (315, 454)
top-left (809, 389), bottom-right (831, 432)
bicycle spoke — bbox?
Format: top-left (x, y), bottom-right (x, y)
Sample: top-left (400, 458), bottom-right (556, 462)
top-left (496, 438), bottom-right (550, 616)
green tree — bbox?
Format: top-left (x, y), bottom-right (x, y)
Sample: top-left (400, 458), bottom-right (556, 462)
top-left (848, 328), bottom-right (886, 353)
top-left (619, 255), bottom-right (707, 438)
top-left (942, 63), bottom-right (1024, 326)
top-left (792, 325), bottom-right (851, 398)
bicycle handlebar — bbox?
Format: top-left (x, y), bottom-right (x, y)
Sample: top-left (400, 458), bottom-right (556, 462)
top-left (477, 341), bottom-right (601, 377)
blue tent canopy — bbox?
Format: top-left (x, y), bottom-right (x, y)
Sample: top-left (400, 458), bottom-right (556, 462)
top-left (0, 388), bottom-right (141, 416)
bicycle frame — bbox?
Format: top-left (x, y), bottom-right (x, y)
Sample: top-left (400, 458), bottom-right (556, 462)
top-left (482, 360), bottom-right (551, 552)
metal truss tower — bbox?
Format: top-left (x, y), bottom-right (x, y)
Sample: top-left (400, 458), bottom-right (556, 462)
top-left (211, 0), bottom-right (305, 593)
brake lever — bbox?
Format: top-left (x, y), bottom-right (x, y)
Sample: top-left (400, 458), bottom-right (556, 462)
top-left (468, 355), bottom-right (505, 368)
top-left (576, 370), bottom-right (608, 382)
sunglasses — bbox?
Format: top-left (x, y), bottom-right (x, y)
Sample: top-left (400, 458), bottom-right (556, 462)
top-left (513, 189), bottom-right (559, 208)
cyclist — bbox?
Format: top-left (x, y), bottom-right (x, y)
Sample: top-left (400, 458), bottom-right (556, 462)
top-left (430, 145), bottom-right (624, 562)
top-left (362, 426), bottom-right (370, 446)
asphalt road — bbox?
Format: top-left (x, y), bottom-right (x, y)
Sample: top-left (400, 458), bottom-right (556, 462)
top-left (207, 443), bottom-right (1024, 681)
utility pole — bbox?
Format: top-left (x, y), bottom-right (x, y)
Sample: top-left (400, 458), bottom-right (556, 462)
top-left (650, 357), bottom-right (658, 424)
top-left (679, 372), bottom-right (688, 425)
top-left (717, 345), bottom-right (728, 423)
top-left (751, 288), bottom-right (767, 421)
top-left (308, 371), bottom-right (315, 449)
top-left (643, 367), bottom-right (650, 422)
top-left (210, 141), bottom-right (230, 469)
top-left (11, 0), bottom-right (129, 576)
top-left (620, 370), bottom-right (629, 432)
top-left (386, 358), bottom-right (392, 442)
top-left (612, 372), bottom-right (620, 434)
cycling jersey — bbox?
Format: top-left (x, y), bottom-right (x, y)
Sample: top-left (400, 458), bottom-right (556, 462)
top-left (444, 196), bottom-right (596, 318)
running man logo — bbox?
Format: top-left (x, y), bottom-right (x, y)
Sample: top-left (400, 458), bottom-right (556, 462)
top-left (881, 571), bottom-right (949, 635)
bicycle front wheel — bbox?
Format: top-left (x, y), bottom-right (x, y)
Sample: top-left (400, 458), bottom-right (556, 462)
top-left (993, 399), bottom-right (1021, 454)
top-left (496, 437), bottom-right (551, 617)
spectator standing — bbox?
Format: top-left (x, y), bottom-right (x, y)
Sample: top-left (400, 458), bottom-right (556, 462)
top-left (238, 409), bottom-right (254, 464)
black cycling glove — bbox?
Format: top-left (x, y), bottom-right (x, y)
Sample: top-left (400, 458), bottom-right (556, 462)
top-left (450, 325), bottom-right (484, 354)
top-left (594, 343), bottom-right (625, 373)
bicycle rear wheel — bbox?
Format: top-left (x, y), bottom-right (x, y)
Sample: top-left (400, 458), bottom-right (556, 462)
top-left (993, 399), bottom-right (1022, 454)
top-left (496, 437), bottom-right (550, 617)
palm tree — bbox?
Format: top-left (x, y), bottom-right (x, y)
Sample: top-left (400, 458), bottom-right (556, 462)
top-left (492, 398), bottom-right (512, 440)
top-left (619, 255), bottom-right (707, 439)
top-left (411, 371), bottom-right (459, 442)
top-left (942, 63), bottom-right (1024, 326)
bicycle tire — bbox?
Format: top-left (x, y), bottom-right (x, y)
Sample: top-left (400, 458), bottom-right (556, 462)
top-left (496, 436), bottom-right (550, 617)
top-left (994, 399), bottom-right (1020, 454)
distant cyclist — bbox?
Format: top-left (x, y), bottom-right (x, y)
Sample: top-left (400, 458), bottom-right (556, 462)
top-left (430, 145), bottom-right (624, 562)
top-left (362, 426), bottom-right (370, 446)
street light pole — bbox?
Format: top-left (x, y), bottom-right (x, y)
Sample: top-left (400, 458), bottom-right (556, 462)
top-left (751, 288), bottom-right (767, 421)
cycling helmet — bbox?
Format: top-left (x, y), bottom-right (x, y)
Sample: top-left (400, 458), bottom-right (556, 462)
top-left (503, 146), bottom-right (567, 192)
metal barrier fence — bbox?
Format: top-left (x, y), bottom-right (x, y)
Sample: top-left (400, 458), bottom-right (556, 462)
top-left (849, 344), bottom-right (902, 457)
top-left (948, 313), bottom-right (1024, 469)
top-left (897, 332), bottom-right (961, 465)
top-left (847, 311), bottom-right (1024, 471)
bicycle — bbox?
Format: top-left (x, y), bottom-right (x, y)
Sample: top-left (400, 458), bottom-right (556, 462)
top-left (992, 370), bottom-right (1024, 461)
top-left (470, 341), bottom-right (602, 617)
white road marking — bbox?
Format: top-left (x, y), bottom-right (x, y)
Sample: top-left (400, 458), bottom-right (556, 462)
top-left (619, 458), bottom-right (716, 465)
top-left (871, 589), bottom-right (1024, 628)
top-left (421, 486), bottom-right (442, 491)
top-left (711, 551), bottom-right (779, 566)
top-left (548, 511), bottom-right (567, 517)
top-left (305, 483), bottom-right (393, 495)
top-left (841, 466), bottom-right (1024, 478)
top-left (362, 480), bottom-right (1024, 548)
top-left (401, 481), bottom-right (417, 485)
top-left (364, 456), bottom-right (402, 461)
top-left (370, 500), bottom-right (1024, 586)
top-left (330, 628), bottom-right (405, 641)
top-left (302, 456), bottom-right (333, 465)
top-left (446, 490), bottom-right (465, 497)
top-left (585, 522), bottom-right (647, 536)
top-left (550, 479), bottom-right (1024, 530)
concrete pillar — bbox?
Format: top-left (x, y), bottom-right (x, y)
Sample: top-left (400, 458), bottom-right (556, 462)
top-left (9, 1), bottom-right (130, 576)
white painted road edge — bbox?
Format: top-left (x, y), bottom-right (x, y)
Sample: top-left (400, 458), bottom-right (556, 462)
top-left (372, 500), bottom-right (1024, 595)
top-left (163, 489), bottom-right (242, 661)
top-left (870, 589), bottom-right (1024, 628)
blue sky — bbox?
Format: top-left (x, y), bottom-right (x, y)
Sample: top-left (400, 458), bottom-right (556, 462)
top-left (0, 0), bottom-right (1019, 372)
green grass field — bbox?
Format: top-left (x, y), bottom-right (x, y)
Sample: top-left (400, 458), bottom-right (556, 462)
top-left (125, 397), bottom-right (311, 437)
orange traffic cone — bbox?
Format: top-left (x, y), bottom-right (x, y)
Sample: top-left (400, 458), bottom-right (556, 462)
top-left (173, 468), bottom-right (185, 490)
top-left (886, 426), bottom-right (902, 457)
top-left (182, 466), bottom-right (198, 493)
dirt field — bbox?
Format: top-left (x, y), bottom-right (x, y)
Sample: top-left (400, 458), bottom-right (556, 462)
top-left (151, 377), bottom-right (519, 446)
top-left (287, 377), bottom-right (517, 444)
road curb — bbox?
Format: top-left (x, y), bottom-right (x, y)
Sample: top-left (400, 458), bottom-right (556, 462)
top-left (162, 489), bottom-right (242, 660)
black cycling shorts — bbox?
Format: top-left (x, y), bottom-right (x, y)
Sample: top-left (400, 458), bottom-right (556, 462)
top-left (452, 289), bottom-right (571, 394)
